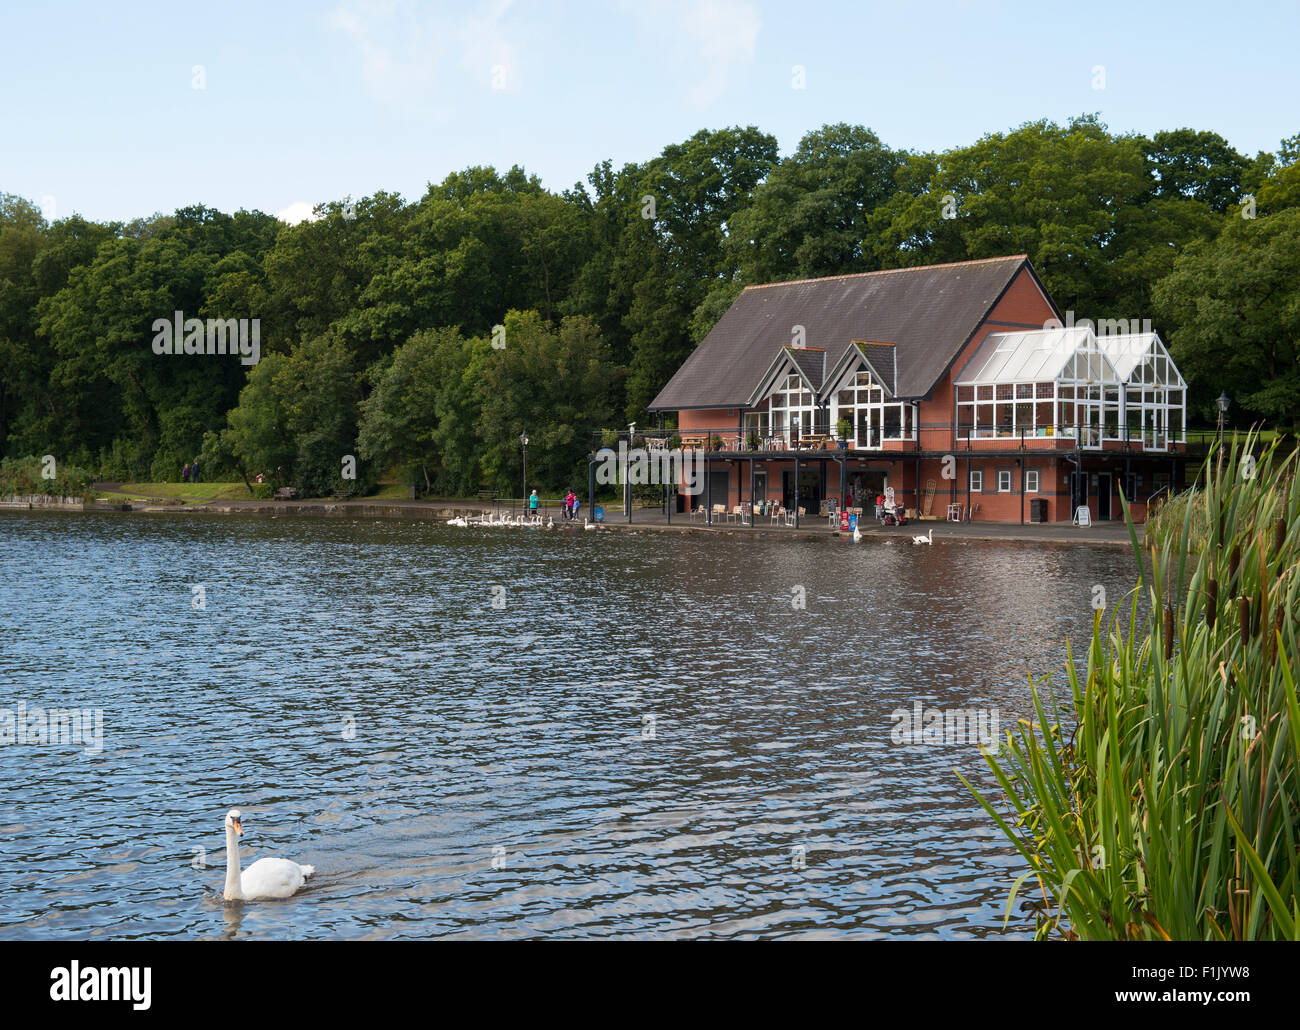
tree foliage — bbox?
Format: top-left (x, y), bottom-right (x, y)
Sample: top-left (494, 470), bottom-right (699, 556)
top-left (1, 118), bottom-right (1292, 496)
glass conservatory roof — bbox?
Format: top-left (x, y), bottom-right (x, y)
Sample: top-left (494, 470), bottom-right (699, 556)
top-left (956, 327), bottom-right (1115, 385)
top-left (1096, 333), bottom-right (1186, 386)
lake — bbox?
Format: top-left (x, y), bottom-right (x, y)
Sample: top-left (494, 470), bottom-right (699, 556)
top-left (0, 510), bottom-right (1135, 939)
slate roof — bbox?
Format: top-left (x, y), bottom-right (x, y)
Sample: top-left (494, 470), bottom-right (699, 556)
top-left (649, 256), bottom-right (1038, 410)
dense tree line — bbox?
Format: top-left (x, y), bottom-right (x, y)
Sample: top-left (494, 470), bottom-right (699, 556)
top-left (1, 116), bottom-right (1296, 498)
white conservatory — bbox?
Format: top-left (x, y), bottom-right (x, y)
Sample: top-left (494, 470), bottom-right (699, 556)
top-left (955, 327), bottom-right (1186, 451)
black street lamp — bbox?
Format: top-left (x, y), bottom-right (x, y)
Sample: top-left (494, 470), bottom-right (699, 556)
top-left (1216, 392), bottom-right (1230, 447)
top-left (520, 432), bottom-right (528, 515)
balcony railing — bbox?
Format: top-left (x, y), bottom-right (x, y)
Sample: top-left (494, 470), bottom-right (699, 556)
top-left (590, 425), bottom-right (1205, 457)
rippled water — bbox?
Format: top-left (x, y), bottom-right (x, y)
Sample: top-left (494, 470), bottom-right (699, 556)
top-left (0, 511), bottom-right (1135, 939)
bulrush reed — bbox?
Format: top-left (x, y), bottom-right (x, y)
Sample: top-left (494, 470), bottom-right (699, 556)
top-left (961, 432), bottom-right (1300, 940)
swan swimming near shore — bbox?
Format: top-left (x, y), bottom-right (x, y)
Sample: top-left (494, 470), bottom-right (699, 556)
top-left (222, 809), bottom-right (315, 902)
top-left (912, 528), bottom-right (934, 545)
top-left (852, 526), bottom-right (862, 543)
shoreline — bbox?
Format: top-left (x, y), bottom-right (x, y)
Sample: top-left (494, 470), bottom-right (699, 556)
top-left (3, 496), bottom-right (1137, 547)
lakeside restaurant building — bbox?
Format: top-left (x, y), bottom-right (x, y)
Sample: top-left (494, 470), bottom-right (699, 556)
top-left (644, 255), bottom-right (1188, 524)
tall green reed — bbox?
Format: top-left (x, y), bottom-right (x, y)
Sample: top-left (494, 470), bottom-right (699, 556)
top-left (961, 433), bottom-right (1300, 940)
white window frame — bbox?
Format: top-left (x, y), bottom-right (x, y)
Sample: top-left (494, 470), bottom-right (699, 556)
top-left (997, 469), bottom-right (1012, 493)
top-left (969, 469), bottom-right (984, 493)
top-left (1025, 469), bottom-right (1040, 493)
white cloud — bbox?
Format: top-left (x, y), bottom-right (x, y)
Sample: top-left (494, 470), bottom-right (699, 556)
top-left (678, 0), bottom-right (762, 106)
top-left (327, 0), bottom-right (521, 103)
top-left (275, 201), bottom-right (320, 226)
top-left (327, 0), bottom-right (440, 106)
top-left (626, 0), bottom-right (761, 107)
top-left (458, 0), bottom-right (520, 91)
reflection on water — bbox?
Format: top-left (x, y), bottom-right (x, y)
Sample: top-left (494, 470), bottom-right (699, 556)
top-left (0, 511), bottom-right (1135, 939)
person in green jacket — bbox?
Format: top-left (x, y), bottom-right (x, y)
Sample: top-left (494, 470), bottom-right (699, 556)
top-left (529, 489), bottom-right (539, 513)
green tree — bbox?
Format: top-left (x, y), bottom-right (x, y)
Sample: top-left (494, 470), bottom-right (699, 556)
top-left (358, 325), bottom-right (488, 494)
top-left (1145, 128), bottom-right (1250, 213)
top-left (475, 310), bottom-right (620, 494)
top-left (1153, 208), bottom-right (1300, 430)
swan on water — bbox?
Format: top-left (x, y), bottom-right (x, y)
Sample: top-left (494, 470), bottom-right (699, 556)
top-left (852, 526), bottom-right (862, 543)
top-left (584, 519), bottom-right (597, 531)
top-left (912, 527), bottom-right (934, 545)
top-left (222, 809), bottom-right (315, 902)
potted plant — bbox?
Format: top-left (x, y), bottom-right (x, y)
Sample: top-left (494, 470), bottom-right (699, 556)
top-left (836, 418), bottom-right (852, 449)
top-left (668, 432), bottom-right (682, 450)
top-left (746, 431), bottom-right (761, 451)
top-left (710, 435), bottom-right (724, 451)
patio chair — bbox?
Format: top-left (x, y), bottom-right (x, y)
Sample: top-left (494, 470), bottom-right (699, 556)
top-left (711, 503), bottom-right (727, 523)
top-left (734, 504), bottom-right (751, 526)
top-left (771, 505), bottom-right (786, 525)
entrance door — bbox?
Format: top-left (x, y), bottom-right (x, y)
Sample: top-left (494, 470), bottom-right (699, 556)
top-left (1070, 470), bottom-right (1088, 514)
top-left (1097, 473), bottom-right (1112, 520)
top-left (707, 468), bottom-right (730, 511)
top-left (782, 469), bottom-right (822, 512)
top-left (752, 471), bottom-right (768, 506)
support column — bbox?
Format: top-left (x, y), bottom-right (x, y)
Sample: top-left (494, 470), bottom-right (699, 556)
top-left (749, 457), bottom-right (754, 527)
top-left (705, 456), bottom-right (712, 525)
top-left (794, 454), bottom-right (800, 528)
top-left (587, 459), bottom-right (594, 521)
top-left (965, 456), bottom-right (971, 521)
top-left (1020, 458), bottom-right (1025, 525)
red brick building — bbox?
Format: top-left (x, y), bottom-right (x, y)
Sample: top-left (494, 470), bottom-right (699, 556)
top-left (642, 255), bottom-right (1187, 524)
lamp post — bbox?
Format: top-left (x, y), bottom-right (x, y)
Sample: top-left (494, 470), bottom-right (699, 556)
top-left (1215, 393), bottom-right (1229, 482)
top-left (520, 432), bottom-right (528, 516)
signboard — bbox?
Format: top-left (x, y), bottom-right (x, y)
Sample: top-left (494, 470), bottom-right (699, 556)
top-left (1073, 505), bottom-right (1091, 527)
top-left (849, 514), bottom-right (858, 532)
top-left (840, 511), bottom-right (850, 532)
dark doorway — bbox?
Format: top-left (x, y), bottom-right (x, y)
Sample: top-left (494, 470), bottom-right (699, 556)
top-left (783, 469), bottom-right (822, 511)
top-left (708, 468), bottom-right (730, 509)
top-left (1070, 470), bottom-right (1088, 515)
top-left (1097, 472), bottom-right (1112, 520)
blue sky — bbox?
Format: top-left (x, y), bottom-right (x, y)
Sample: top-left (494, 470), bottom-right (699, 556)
top-left (3, 0), bottom-right (1297, 224)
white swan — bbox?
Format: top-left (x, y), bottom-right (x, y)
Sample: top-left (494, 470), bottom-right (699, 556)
top-left (852, 526), bottom-right (862, 543)
top-left (584, 519), bottom-right (597, 531)
top-left (222, 809), bottom-right (315, 902)
top-left (545, 516), bottom-right (554, 529)
top-left (912, 528), bottom-right (934, 545)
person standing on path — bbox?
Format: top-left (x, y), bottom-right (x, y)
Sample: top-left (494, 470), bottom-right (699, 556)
top-left (182, 463), bottom-right (190, 483)
top-left (191, 460), bottom-right (200, 484)
top-left (529, 489), bottom-right (539, 515)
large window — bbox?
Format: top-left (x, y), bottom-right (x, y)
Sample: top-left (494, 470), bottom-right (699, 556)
top-left (767, 373), bottom-right (818, 444)
top-left (831, 368), bottom-right (914, 447)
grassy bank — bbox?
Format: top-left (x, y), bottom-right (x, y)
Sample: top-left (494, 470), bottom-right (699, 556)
top-left (964, 433), bottom-right (1300, 940)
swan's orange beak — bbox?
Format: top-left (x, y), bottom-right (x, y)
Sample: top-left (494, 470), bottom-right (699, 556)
top-left (232, 819), bottom-right (243, 836)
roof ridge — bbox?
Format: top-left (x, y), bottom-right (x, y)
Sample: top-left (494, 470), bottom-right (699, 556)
top-left (742, 255), bottom-right (1028, 291)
